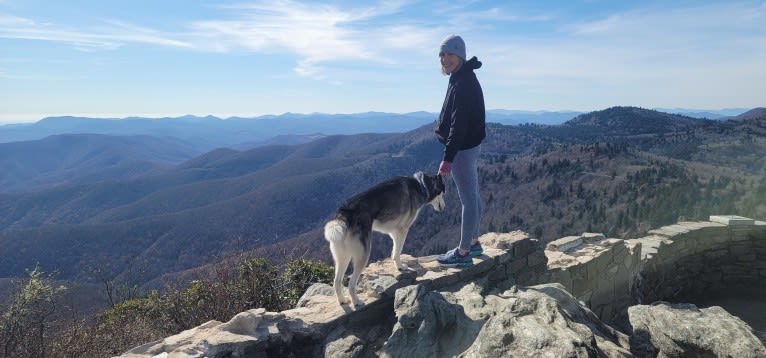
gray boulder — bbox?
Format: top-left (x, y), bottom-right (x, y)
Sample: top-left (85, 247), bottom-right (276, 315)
top-left (628, 301), bottom-right (766, 357)
top-left (378, 282), bottom-right (633, 357)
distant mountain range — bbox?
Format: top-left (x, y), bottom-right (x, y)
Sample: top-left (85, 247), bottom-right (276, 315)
top-left (1, 108), bottom-right (747, 147)
top-left (0, 112), bottom-right (434, 150)
top-left (0, 108), bottom-right (750, 149)
top-left (0, 106), bottom-right (764, 304)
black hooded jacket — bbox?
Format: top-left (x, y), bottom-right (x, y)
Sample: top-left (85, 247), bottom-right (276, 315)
top-left (435, 56), bottom-right (486, 162)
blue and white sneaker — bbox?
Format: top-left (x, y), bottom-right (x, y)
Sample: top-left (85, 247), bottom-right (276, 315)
top-left (469, 242), bottom-right (484, 257)
top-left (437, 248), bottom-right (473, 267)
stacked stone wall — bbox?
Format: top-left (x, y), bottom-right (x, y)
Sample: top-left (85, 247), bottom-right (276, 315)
top-left (541, 215), bottom-right (766, 324)
top-left (542, 234), bottom-right (641, 323)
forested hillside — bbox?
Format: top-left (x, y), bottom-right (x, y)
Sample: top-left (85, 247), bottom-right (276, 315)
top-left (1, 106), bottom-right (764, 295)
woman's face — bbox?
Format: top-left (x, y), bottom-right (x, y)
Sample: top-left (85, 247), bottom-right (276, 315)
top-left (439, 52), bottom-right (460, 75)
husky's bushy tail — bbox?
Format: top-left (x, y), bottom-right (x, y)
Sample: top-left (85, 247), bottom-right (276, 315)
top-left (324, 218), bottom-right (347, 243)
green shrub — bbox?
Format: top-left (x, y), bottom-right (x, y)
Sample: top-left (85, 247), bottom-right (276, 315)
top-left (0, 265), bottom-right (65, 358)
top-left (0, 256), bottom-right (334, 358)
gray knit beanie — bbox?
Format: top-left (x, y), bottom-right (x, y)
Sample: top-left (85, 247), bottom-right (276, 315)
top-left (440, 35), bottom-right (466, 61)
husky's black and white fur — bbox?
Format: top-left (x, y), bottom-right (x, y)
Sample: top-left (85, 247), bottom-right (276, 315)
top-left (324, 172), bottom-right (446, 307)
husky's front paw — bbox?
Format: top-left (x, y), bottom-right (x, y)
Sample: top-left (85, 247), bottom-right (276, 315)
top-left (337, 296), bottom-right (350, 306)
top-left (352, 298), bottom-right (364, 308)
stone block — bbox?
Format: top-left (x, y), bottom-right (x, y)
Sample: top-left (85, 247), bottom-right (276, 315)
top-left (610, 242), bottom-right (628, 260)
top-left (572, 277), bottom-right (590, 297)
top-left (532, 263), bottom-right (548, 277)
top-left (568, 264), bottom-right (587, 280)
top-left (675, 221), bottom-right (709, 231)
top-left (587, 252), bottom-right (614, 279)
top-left (606, 264), bottom-right (619, 276)
top-left (670, 224), bottom-right (694, 233)
top-left (590, 284), bottom-right (615, 307)
top-left (515, 268), bottom-right (538, 285)
top-left (709, 215), bottom-right (755, 226)
top-left (660, 284), bottom-right (682, 299)
top-left (621, 253), bottom-right (635, 271)
top-left (487, 266), bottom-right (507, 283)
top-left (527, 250), bottom-right (548, 267)
top-left (456, 258), bottom-right (496, 282)
top-left (723, 275), bottom-right (759, 285)
top-left (646, 227), bottom-right (676, 238)
top-left (653, 242), bottom-right (679, 262)
top-left (677, 255), bottom-right (704, 273)
top-left (654, 224), bottom-right (692, 237)
top-left (513, 238), bottom-right (538, 257)
top-left (732, 235), bottom-right (752, 243)
top-left (419, 268), bottom-right (464, 289)
top-left (597, 243), bottom-right (616, 261)
top-left (666, 236), bottom-right (687, 251)
top-left (544, 251), bottom-right (576, 268)
top-left (612, 266), bottom-right (634, 293)
top-left (720, 264), bottom-right (750, 275)
top-left (546, 235), bottom-right (583, 252)
top-left (582, 232), bottom-right (607, 242)
top-left (495, 248), bottom-right (515, 264)
top-left (479, 231), bottom-right (530, 250)
top-left (703, 249), bottom-right (728, 262)
top-left (753, 222), bottom-right (766, 239)
top-left (710, 233), bottom-right (730, 244)
top-left (506, 256), bottom-right (527, 274)
top-left (699, 271), bottom-right (722, 284)
top-left (737, 253), bottom-right (757, 262)
top-left (654, 257), bottom-right (676, 275)
top-left (549, 267), bottom-right (572, 282)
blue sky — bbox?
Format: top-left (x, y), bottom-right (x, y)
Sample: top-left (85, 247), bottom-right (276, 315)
top-left (1, 0), bottom-right (764, 124)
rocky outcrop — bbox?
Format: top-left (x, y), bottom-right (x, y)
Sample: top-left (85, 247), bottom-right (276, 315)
top-left (629, 302), bottom-right (766, 357)
top-left (120, 231), bottom-right (546, 357)
top-left (118, 217), bottom-right (766, 357)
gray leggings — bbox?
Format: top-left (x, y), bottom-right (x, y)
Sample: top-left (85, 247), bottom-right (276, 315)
top-left (451, 144), bottom-right (481, 250)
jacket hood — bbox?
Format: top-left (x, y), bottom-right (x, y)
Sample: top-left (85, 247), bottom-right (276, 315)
top-left (465, 56), bottom-right (482, 70)
top-left (452, 56), bottom-right (482, 78)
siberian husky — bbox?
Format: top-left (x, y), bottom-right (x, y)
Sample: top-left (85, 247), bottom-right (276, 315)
top-left (324, 172), bottom-right (446, 307)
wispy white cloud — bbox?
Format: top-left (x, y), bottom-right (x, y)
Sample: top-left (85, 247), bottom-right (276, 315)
top-left (190, 0), bottom-right (416, 77)
top-left (0, 1), bottom-right (461, 78)
top-left (0, 14), bottom-right (37, 26)
top-left (0, 14), bottom-right (192, 51)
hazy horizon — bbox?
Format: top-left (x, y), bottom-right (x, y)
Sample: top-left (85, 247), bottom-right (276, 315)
top-left (0, 106), bottom-right (757, 126)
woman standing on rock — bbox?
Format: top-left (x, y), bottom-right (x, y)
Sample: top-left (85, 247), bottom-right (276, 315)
top-left (434, 35), bottom-right (486, 267)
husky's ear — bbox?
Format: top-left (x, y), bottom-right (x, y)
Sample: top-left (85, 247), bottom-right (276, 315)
top-left (413, 171), bottom-right (425, 183)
